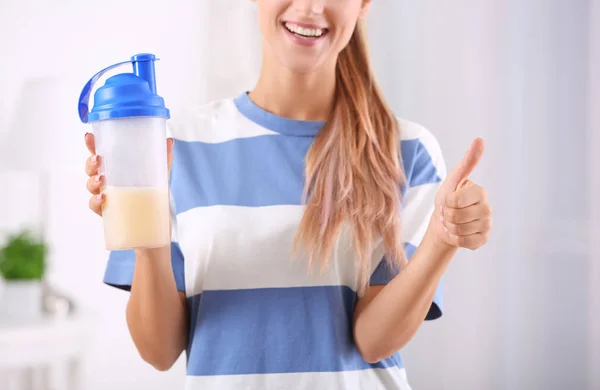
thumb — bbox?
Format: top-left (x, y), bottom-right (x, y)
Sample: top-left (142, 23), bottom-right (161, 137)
top-left (445, 138), bottom-right (485, 191)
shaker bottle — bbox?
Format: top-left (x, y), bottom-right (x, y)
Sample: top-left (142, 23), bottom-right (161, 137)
top-left (78, 53), bottom-right (171, 250)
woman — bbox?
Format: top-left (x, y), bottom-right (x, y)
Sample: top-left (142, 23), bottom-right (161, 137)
top-left (84, 0), bottom-right (492, 389)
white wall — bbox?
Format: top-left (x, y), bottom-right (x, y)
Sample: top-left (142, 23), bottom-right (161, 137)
top-left (0, 1), bottom-right (596, 389)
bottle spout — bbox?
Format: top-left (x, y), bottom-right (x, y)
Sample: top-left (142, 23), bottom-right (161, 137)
top-left (131, 53), bottom-right (158, 94)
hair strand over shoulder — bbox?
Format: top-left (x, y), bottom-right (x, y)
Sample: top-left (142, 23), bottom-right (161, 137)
top-left (294, 21), bottom-right (407, 295)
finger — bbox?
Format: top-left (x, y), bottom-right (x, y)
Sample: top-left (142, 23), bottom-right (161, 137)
top-left (443, 202), bottom-right (492, 224)
top-left (85, 133), bottom-right (96, 155)
top-left (445, 181), bottom-right (487, 208)
top-left (89, 193), bottom-right (104, 216)
top-left (86, 174), bottom-right (104, 195)
top-left (445, 138), bottom-right (485, 191)
top-left (167, 138), bottom-right (174, 174)
top-left (445, 232), bottom-right (489, 250)
top-left (85, 154), bottom-right (101, 177)
top-left (444, 217), bottom-right (492, 236)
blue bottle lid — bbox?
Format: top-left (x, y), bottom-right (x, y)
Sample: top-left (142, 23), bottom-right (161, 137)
top-left (79, 53), bottom-right (170, 124)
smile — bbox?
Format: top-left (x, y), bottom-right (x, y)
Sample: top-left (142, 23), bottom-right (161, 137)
top-left (283, 22), bottom-right (328, 39)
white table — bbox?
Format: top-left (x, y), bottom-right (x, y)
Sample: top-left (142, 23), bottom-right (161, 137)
top-left (0, 315), bottom-right (90, 390)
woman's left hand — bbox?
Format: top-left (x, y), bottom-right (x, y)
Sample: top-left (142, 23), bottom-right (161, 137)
top-left (429, 138), bottom-right (492, 250)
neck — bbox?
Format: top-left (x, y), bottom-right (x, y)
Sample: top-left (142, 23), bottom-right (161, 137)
top-left (249, 53), bottom-right (336, 122)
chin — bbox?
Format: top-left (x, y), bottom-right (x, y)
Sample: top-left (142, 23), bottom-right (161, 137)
top-left (281, 59), bottom-right (325, 74)
top-left (274, 48), bottom-right (330, 74)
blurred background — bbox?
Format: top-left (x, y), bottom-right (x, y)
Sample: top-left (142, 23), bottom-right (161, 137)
top-left (0, 0), bottom-right (598, 389)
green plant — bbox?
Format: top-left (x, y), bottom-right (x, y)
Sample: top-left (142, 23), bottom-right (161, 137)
top-left (0, 230), bottom-right (47, 281)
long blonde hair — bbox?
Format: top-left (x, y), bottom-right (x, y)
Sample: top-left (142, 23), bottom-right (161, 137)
top-left (294, 21), bottom-right (407, 294)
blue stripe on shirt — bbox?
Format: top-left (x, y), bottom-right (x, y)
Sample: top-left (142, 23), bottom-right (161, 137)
top-left (185, 286), bottom-right (403, 376)
top-left (401, 139), bottom-right (442, 187)
top-left (170, 137), bottom-right (443, 214)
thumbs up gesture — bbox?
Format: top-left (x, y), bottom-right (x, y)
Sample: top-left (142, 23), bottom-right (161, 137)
top-left (429, 138), bottom-right (492, 250)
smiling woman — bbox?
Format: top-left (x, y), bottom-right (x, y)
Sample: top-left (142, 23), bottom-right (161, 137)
top-left (83, 1), bottom-right (493, 389)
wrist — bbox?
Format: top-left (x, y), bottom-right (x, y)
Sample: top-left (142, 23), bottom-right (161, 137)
top-left (423, 225), bottom-right (459, 258)
top-left (135, 245), bottom-right (170, 260)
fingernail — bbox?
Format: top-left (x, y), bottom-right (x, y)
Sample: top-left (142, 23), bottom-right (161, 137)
top-left (96, 194), bottom-right (103, 201)
top-left (92, 155), bottom-right (98, 163)
top-left (95, 174), bottom-right (102, 182)
top-left (443, 226), bottom-right (448, 233)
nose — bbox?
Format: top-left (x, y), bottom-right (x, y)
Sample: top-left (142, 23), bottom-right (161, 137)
top-left (292, 0), bottom-right (324, 15)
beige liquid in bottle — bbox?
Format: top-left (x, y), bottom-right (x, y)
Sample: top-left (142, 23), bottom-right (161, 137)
top-left (102, 186), bottom-right (170, 250)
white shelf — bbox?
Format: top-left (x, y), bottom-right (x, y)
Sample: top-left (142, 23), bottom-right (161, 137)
top-left (0, 315), bottom-right (91, 390)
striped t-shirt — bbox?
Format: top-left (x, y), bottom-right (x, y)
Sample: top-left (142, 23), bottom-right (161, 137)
top-left (104, 92), bottom-right (446, 390)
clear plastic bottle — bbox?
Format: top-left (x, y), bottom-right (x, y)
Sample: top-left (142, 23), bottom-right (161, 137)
top-left (78, 54), bottom-right (171, 250)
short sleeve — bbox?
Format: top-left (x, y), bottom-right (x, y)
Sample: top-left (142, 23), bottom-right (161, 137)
top-left (103, 129), bottom-right (186, 292)
top-left (369, 124), bottom-right (447, 320)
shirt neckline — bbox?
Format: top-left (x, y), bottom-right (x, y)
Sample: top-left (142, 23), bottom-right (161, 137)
top-left (233, 91), bottom-right (326, 137)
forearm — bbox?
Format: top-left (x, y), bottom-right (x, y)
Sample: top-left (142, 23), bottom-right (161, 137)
top-left (127, 246), bottom-right (188, 370)
top-left (354, 230), bottom-right (457, 362)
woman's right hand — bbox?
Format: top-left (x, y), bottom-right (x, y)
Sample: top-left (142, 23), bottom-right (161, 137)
top-left (84, 133), bottom-right (174, 217)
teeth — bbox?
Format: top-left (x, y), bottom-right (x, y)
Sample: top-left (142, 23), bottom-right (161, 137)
top-left (285, 22), bottom-right (324, 37)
